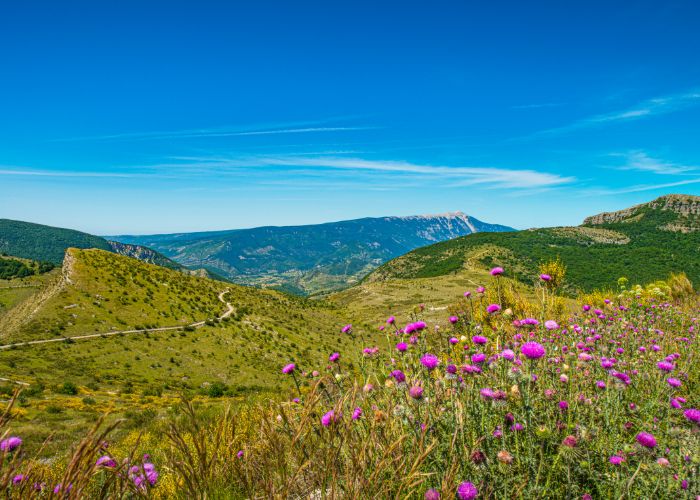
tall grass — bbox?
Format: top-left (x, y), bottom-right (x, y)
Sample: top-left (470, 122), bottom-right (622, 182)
top-left (0, 269), bottom-right (698, 498)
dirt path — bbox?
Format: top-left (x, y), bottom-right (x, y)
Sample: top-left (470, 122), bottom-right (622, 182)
top-left (0, 289), bottom-right (234, 351)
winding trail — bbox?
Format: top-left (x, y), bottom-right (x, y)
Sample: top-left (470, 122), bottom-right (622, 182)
top-left (0, 289), bottom-right (234, 351)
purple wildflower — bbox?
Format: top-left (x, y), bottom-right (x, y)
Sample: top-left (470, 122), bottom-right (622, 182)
top-left (0, 437), bottom-right (22, 452)
top-left (521, 341), bottom-right (546, 359)
top-left (420, 353), bottom-right (440, 370)
top-left (96, 455), bottom-right (117, 468)
top-left (425, 488), bottom-right (441, 500)
top-left (684, 408), bottom-right (700, 423)
top-left (321, 410), bottom-right (339, 427)
top-left (636, 432), bottom-right (657, 448)
top-left (409, 385), bottom-right (424, 400)
top-left (457, 481), bottom-right (478, 500)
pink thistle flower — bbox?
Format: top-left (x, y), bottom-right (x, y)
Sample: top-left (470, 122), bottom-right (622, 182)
top-left (521, 341), bottom-right (546, 359)
top-left (425, 489), bottom-right (441, 500)
top-left (562, 435), bottom-right (577, 447)
top-left (490, 267), bottom-right (504, 276)
top-left (684, 408), bottom-right (700, 423)
top-left (420, 353), bottom-right (440, 370)
top-left (409, 385), bottom-right (424, 400)
top-left (281, 363), bottom-right (296, 374)
top-left (352, 407), bottom-right (362, 420)
top-left (540, 273), bottom-right (551, 281)
top-left (341, 324), bottom-right (352, 333)
top-left (471, 352), bottom-right (486, 364)
top-left (636, 432), bottom-right (657, 448)
top-left (457, 481), bottom-right (478, 500)
top-left (486, 304), bottom-right (501, 314)
top-left (329, 352), bottom-right (340, 362)
top-left (0, 437), bottom-right (22, 452)
top-left (609, 455), bottom-right (625, 465)
top-left (544, 320), bottom-right (559, 330)
top-left (396, 342), bottom-right (408, 352)
top-left (667, 377), bottom-right (681, 387)
top-left (472, 335), bottom-right (488, 345)
top-left (321, 410), bottom-right (339, 427)
top-left (657, 361), bottom-right (674, 372)
top-left (96, 455), bottom-right (117, 468)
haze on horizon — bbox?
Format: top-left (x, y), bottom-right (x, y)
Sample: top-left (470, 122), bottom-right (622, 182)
top-left (1, 1), bottom-right (700, 234)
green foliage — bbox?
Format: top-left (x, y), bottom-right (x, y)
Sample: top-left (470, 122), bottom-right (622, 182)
top-left (0, 256), bottom-right (54, 279)
top-left (0, 218), bottom-right (112, 263)
top-left (371, 197), bottom-right (700, 294)
top-left (57, 381), bottom-right (79, 395)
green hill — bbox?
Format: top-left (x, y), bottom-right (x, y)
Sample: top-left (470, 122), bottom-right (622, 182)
top-left (0, 219), bottom-right (112, 263)
top-left (0, 248), bottom-right (373, 453)
top-left (0, 218), bottom-right (222, 280)
top-left (367, 194), bottom-right (700, 293)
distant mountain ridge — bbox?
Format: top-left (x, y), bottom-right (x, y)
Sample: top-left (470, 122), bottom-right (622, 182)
top-left (109, 212), bottom-right (515, 295)
top-left (367, 194), bottom-right (700, 293)
top-left (0, 218), bottom-right (223, 280)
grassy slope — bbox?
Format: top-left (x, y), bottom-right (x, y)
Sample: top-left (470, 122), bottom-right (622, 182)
top-left (0, 271), bottom-right (55, 316)
top-left (368, 201), bottom-right (700, 294)
top-left (0, 249), bottom-right (377, 455)
top-left (1, 248), bottom-right (227, 343)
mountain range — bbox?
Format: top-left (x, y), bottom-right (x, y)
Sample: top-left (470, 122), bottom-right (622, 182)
top-left (108, 212), bottom-right (514, 294)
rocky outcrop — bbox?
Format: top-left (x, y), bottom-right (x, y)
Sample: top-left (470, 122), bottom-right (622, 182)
top-left (583, 194), bottom-right (700, 229)
top-left (107, 241), bottom-right (183, 270)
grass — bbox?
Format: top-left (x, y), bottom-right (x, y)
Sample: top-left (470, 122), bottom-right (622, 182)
top-left (0, 249), bottom-right (382, 456)
top-left (0, 266), bottom-right (696, 497)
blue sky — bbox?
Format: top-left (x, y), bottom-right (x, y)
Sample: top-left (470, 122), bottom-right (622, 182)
top-left (1, 1), bottom-right (700, 234)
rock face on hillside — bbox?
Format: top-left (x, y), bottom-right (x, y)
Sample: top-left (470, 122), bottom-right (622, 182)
top-left (107, 241), bottom-right (184, 270)
top-left (583, 194), bottom-right (700, 230)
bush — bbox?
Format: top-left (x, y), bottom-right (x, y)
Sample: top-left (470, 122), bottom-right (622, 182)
top-left (56, 381), bottom-right (78, 395)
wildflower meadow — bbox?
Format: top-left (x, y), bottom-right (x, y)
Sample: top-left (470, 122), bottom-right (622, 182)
top-left (0, 266), bottom-right (698, 498)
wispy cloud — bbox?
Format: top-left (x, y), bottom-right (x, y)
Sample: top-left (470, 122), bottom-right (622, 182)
top-left (160, 155), bottom-right (575, 189)
top-left (51, 119), bottom-right (375, 142)
top-left (0, 166), bottom-right (161, 178)
top-left (584, 177), bottom-right (700, 196)
top-left (521, 88), bottom-right (700, 139)
top-left (612, 151), bottom-right (697, 175)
